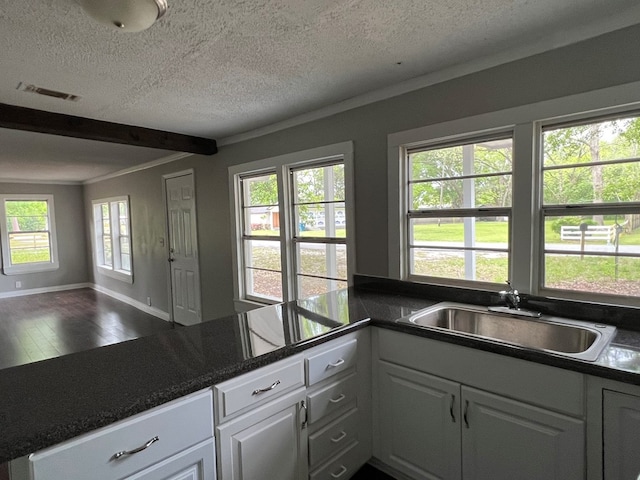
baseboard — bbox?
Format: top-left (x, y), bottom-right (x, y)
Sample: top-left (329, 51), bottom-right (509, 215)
top-left (0, 282), bottom-right (91, 299)
top-left (367, 458), bottom-right (414, 480)
top-left (90, 284), bottom-right (171, 321)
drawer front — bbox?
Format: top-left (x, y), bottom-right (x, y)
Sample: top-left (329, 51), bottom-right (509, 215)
top-left (215, 356), bottom-right (304, 423)
top-left (309, 442), bottom-right (359, 480)
top-left (30, 389), bottom-right (213, 480)
top-left (307, 374), bottom-right (357, 424)
top-left (306, 339), bottom-right (357, 386)
top-left (309, 408), bottom-right (359, 467)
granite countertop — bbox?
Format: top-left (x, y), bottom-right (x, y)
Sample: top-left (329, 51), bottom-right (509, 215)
top-left (2, 276), bottom-right (640, 464)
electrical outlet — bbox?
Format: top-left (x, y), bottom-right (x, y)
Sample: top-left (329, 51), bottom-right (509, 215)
top-left (147, 296), bottom-right (151, 306)
top-left (15, 281), bottom-right (22, 288)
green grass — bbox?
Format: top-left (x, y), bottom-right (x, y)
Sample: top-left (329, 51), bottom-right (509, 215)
top-left (10, 249), bottom-right (50, 264)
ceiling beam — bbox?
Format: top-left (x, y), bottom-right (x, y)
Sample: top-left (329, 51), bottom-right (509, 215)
top-left (0, 103), bottom-right (218, 155)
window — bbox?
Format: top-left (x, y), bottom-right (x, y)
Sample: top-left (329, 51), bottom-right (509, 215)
top-left (0, 194), bottom-right (59, 275)
top-left (406, 137), bottom-right (513, 284)
top-left (389, 83), bottom-right (640, 306)
top-left (541, 115), bottom-right (640, 297)
top-left (92, 197), bottom-right (132, 282)
top-left (231, 142), bottom-right (354, 308)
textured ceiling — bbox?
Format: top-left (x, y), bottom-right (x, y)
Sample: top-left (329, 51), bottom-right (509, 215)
top-left (1, 0), bottom-right (640, 182)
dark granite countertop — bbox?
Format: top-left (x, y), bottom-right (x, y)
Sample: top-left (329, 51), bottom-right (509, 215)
top-left (2, 276), bottom-right (640, 464)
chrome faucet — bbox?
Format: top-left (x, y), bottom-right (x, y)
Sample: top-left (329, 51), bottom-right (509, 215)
top-left (499, 281), bottom-right (520, 310)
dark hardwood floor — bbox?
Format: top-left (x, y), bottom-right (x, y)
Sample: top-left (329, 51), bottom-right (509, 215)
top-left (0, 288), bottom-right (174, 370)
top-left (352, 463), bottom-right (396, 479)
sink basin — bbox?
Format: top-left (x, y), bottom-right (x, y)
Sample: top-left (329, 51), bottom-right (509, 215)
top-left (397, 302), bottom-right (616, 362)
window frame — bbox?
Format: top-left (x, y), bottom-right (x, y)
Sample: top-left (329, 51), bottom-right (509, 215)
top-left (229, 142), bottom-right (355, 311)
top-left (0, 194), bottom-right (59, 275)
top-left (388, 80), bottom-right (640, 307)
top-left (91, 196), bottom-right (133, 284)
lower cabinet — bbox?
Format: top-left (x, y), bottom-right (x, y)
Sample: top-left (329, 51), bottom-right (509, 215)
top-left (374, 329), bottom-right (586, 480)
top-left (603, 390), bottom-right (640, 480)
top-left (216, 388), bottom-right (308, 480)
top-left (126, 439), bottom-right (215, 480)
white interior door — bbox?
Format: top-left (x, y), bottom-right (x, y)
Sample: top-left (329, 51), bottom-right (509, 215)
top-left (165, 172), bottom-right (201, 326)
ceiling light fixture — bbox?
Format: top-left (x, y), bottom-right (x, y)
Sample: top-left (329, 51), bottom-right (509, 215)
top-left (76, 0), bottom-right (167, 32)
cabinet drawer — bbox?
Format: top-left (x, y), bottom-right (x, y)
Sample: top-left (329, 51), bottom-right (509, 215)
top-left (306, 339), bottom-right (357, 386)
top-left (29, 389), bottom-right (213, 480)
top-left (215, 356), bottom-right (304, 423)
top-left (309, 442), bottom-right (359, 480)
top-left (309, 408), bottom-right (359, 467)
top-left (307, 374), bottom-right (357, 424)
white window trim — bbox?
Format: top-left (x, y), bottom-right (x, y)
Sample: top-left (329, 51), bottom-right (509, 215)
top-left (388, 79), bottom-right (640, 307)
top-left (91, 196), bottom-right (133, 284)
top-left (229, 141), bottom-right (355, 311)
top-left (0, 194), bottom-right (59, 275)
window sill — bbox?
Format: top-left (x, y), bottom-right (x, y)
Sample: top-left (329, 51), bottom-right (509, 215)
top-left (97, 266), bottom-right (133, 284)
top-left (2, 262), bottom-right (59, 276)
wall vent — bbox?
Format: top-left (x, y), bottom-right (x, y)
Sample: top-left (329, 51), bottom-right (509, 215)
top-left (16, 82), bottom-right (81, 102)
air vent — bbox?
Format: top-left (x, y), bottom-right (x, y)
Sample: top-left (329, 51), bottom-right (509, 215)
top-left (16, 82), bottom-right (81, 102)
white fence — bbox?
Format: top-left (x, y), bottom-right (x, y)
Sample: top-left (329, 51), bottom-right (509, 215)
top-left (560, 225), bottom-right (615, 244)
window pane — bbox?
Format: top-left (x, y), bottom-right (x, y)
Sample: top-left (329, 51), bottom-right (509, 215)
top-left (410, 218), bottom-right (509, 248)
top-left (543, 162), bottom-right (640, 205)
top-left (296, 242), bottom-right (347, 279)
top-left (244, 239), bottom-right (281, 271)
top-left (103, 236), bottom-right (112, 266)
top-left (118, 201), bottom-right (127, 217)
top-left (409, 139), bottom-right (513, 181)
top-left (295, 204), bottom-right (346, 237)
top-left (103, 219), bottom-right (111, 235)
top-left (297, 275), bottom-right (347, 298)
top-left (120, 253), bottom-right (131, 271)
top-left (243, 174), bottom-right (278, 207)
top-left (120, 236), bottom-right (130, 255)
top-left (293, 164), bottom-right (344, 203)
top-left (5, 200), bottom-right (49, 231)
top-left (244, 206), bottom-right (280, 235)
top-left (410, 175), bottom-right (512, 210)
top-left (245, 269), bottom-right (282, 301)
top-left (411, 248), bottom-right (508, 283)
top-left (544, 215), bottom-right (639, 255)
top-left (8, 232), bottom-right (51, 264)
top-left (544, 254), bottom-right (640, 296)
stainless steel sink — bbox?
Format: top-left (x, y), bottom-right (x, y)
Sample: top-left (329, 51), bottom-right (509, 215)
top-left (397, 302), bottom-right (616, 361)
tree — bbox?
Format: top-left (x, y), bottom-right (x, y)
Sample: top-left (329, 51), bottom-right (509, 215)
top-left (5, 200), bottom-right (48, 231)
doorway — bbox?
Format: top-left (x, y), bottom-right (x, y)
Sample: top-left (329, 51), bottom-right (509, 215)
top-left (164, 171), bottom-right (202, 326)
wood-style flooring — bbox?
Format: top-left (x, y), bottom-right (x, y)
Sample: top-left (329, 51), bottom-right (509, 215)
top-left (0, 288), bottom-right (174, 370)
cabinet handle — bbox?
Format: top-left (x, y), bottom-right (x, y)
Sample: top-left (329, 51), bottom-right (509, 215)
top-left (301, 400), bottom-right (308, 429)
top-left (330, 431), bottom-right (347, 443)
top-left (449, 394), bottom-right (456, 423)
top-left (329, 393), bottom-right (346, 404)
top-left (327, 358), bottom-right (345, 369)
top-left (330, 465), bottom-right (348, 478)
top-left (112, 436), bottom-right (159, 460)
top-left (252, 379), bottom-right (281, 395)
top-left (463, 400), bottom-right (470, 428)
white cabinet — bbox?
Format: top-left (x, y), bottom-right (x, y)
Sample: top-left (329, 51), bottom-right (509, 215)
top-left (10, 389), bottom-right (216, 480)
top-left (374, 328), bottom-right (585, 480)
top-left (216, 388), bottom-right (307, 480)
top-left (603, 390), bottom-right (640, 480)
top-left (214, 329), bottom-right (370, 480)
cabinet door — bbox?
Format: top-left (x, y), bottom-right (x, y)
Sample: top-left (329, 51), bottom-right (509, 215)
top-left (376, 361), bottom-right (461, 480)
top-left (461, 386), bottom-right (584, 480)
top-left (216, 389), bottom-right (307, 480)
top-left (126, 439), bottom-right (215, 480)
top-left (603, 390), bottom-right (640, 480)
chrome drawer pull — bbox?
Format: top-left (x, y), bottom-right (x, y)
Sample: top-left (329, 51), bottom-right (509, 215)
top-left (331, 465), bottom-right (348, 478)
top-left (330, 431), bottom-right (347, 443)
top-left (112, 436), bottom-right (159, 460)
top-left (327, 358), bottom-right (345, 369)
top-left (329, 393), bottom-right (346, 404)
top-left (252, 379), bottom-right (281, 395)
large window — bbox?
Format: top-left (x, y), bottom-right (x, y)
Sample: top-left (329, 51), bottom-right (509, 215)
top-left (406, 137), bottom-right (512, 283)
top-left (92, 197), bottom-right (132, 282)
top-left (389, 85), bottom-right (640, 306)
top-left (231, 142), bottom-right (354, 308)
top-left (541, 115), bottom-right (640, 297)
top-left (0, 194), bottom-right (59, 274)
